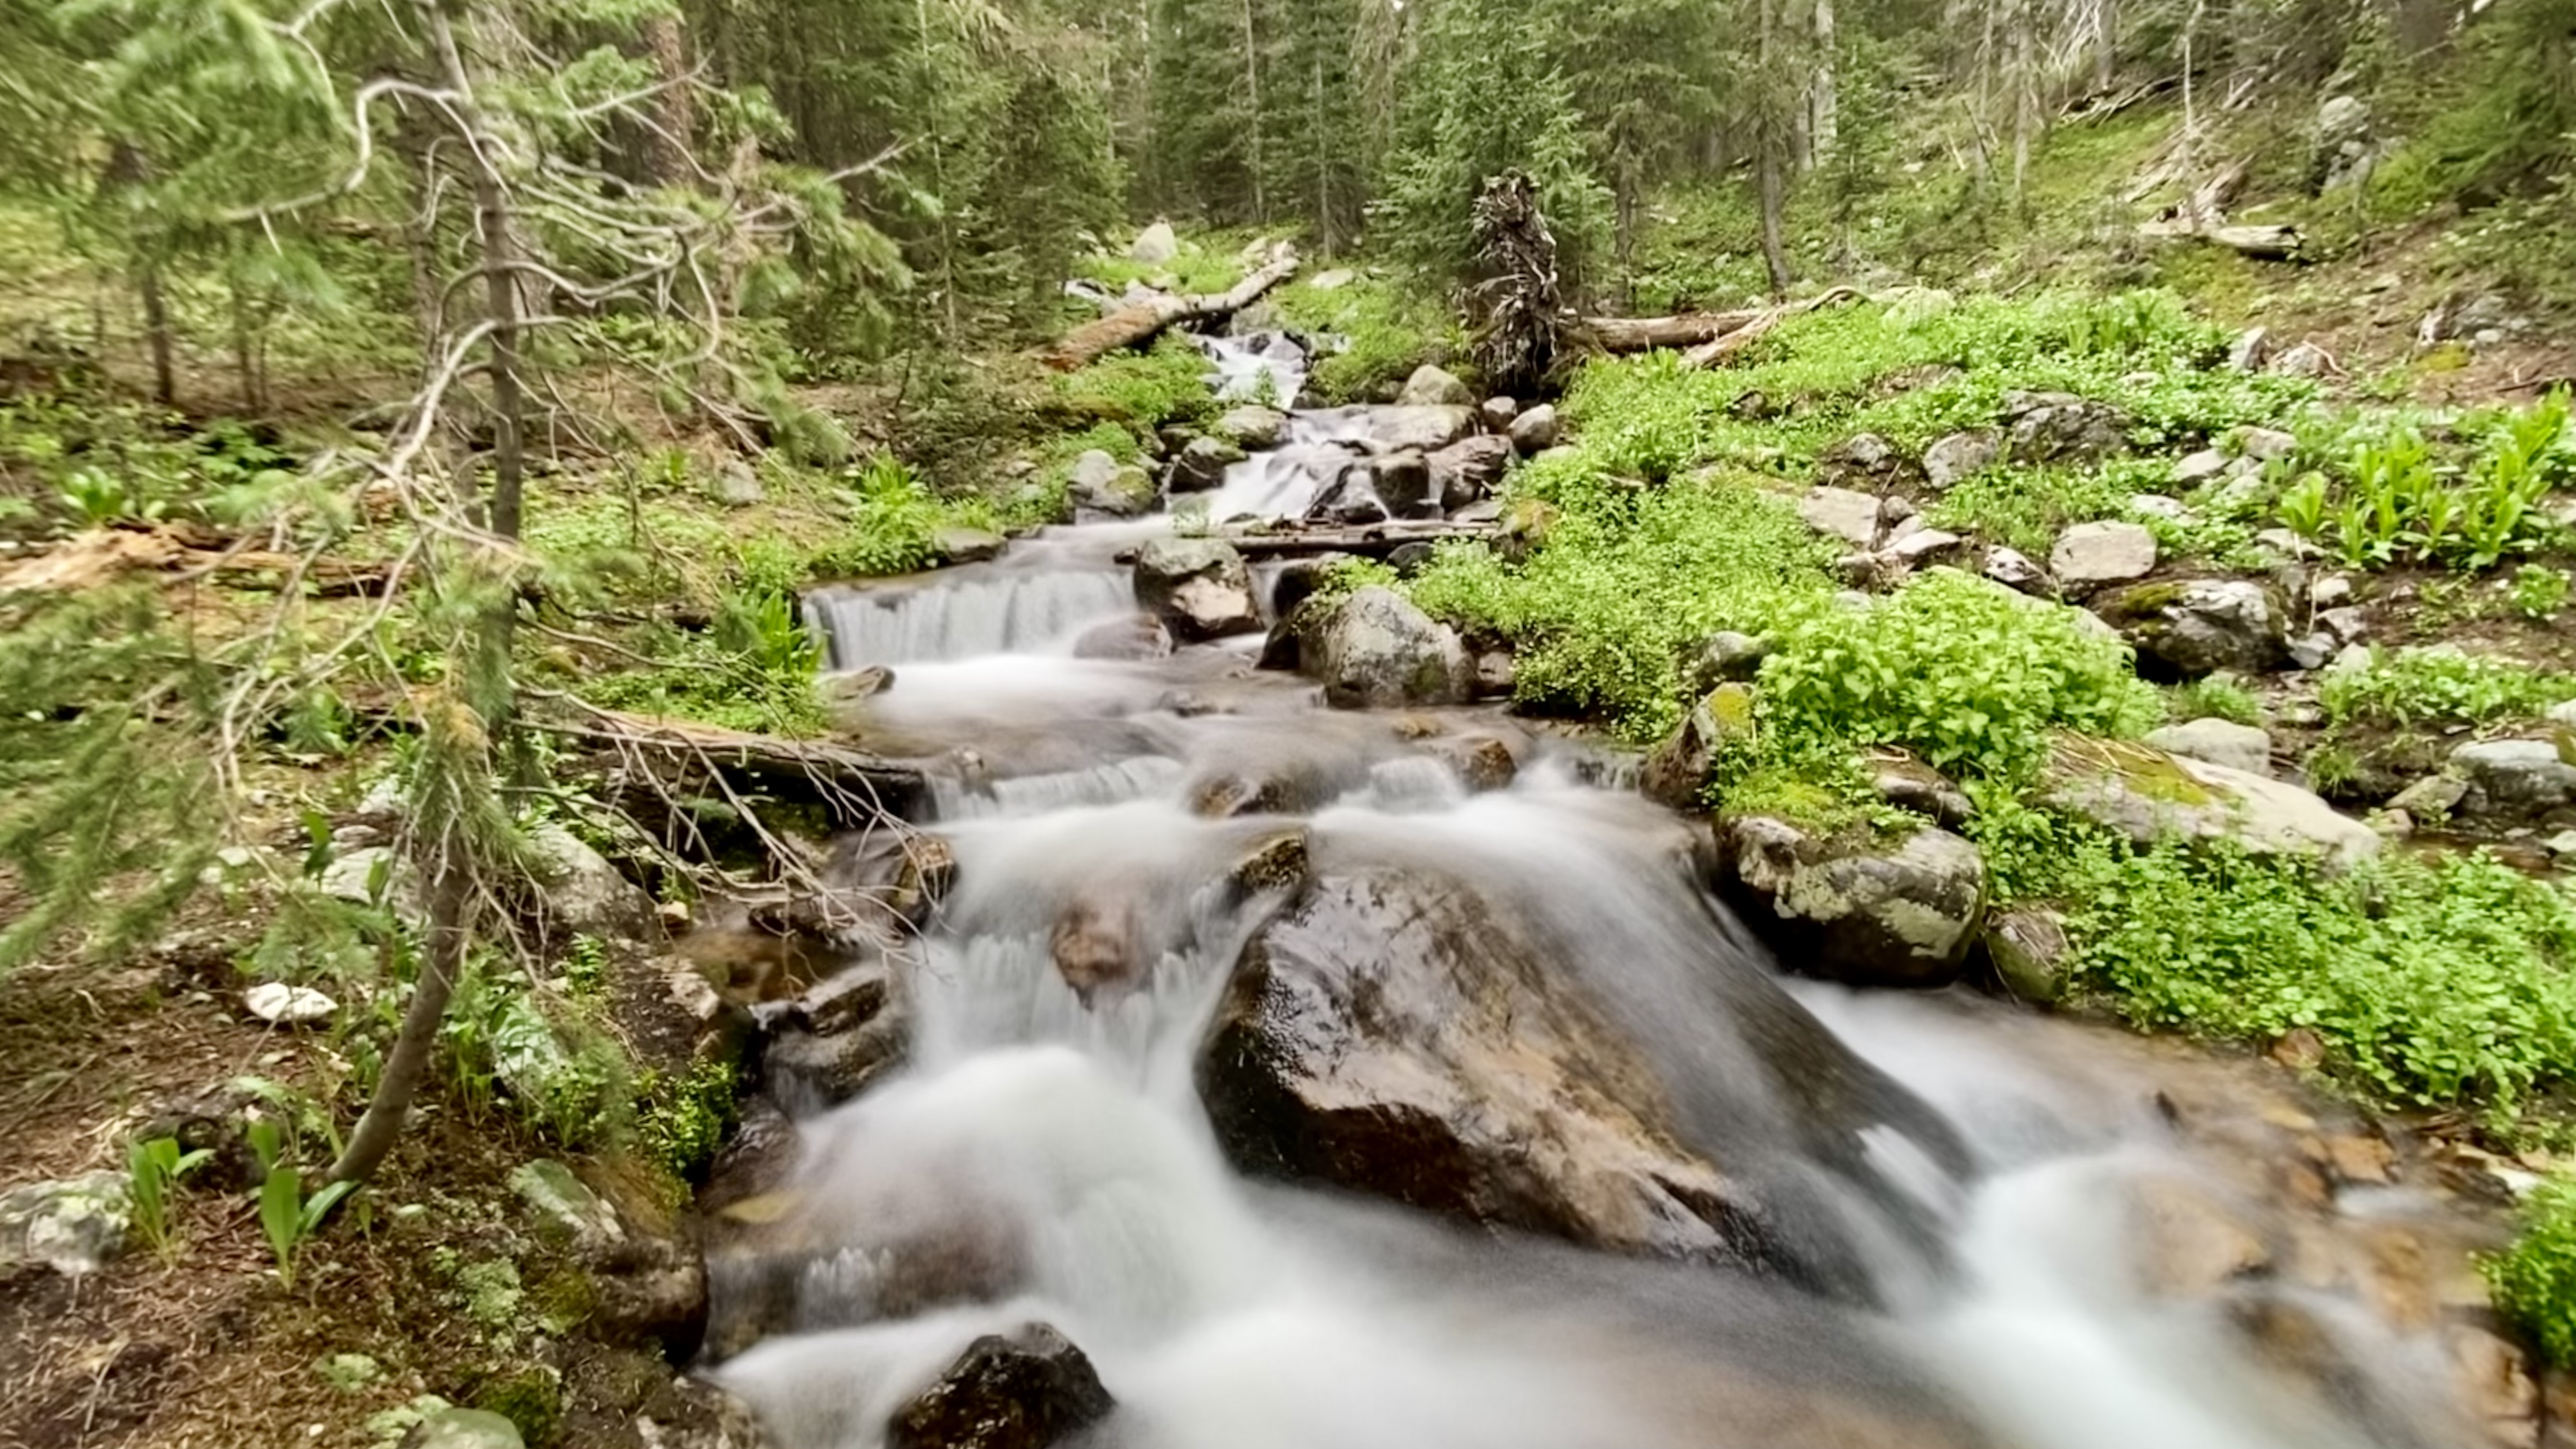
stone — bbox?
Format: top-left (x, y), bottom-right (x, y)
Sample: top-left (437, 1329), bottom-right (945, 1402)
top-left (243, 982), bottom-right (336, 1026)
top-left (2236, 426), bottom-right (2299, 461)
top-left (0, 1172), bottom-right (131, 1275)
top-left (1309, 268), bottom-right (1355, 290)
top-left (2145, 719), bottom-right (2274, 778)
top-left (1132, 537), bottom-right (1261, 642)
top-left (1477, 396), bottom-right (1520, 431)
top-left (1984, 908), bottom-right (2071, 1005)
top-left (2271, 1028), bottom-right (2328, 1071)
top-left (320, 844), bottom-right (409, 907)
top-left (1818, 432), bottom-right (1919, 490)
top-left (2099, 578), bottom-right (2287, 677)
top-left (2128, 493), bottom-right (2189, 521)
top-left (2227, 327), bottom-right (2273, 373)
top-left (2255, 529), bottom-right (2323, 564)
top-left (2546, 699), bottom-right (2576, 727)
top-left (1639, 683), bottom-right (1755, 810)
top-left (1071, 613), bottom-right (1173, 661)
top-left (1716, 820), bottom-right (1986, 990)
top-left (1798, 485), bottom-right (1890, 549)
top-left (1682, 632), bottom-right (1771, 695)
top-left (1871, 755), bottom-right (1975, 830)
top-left (1165, 435), bottom-right (1246, 494)
top-left (2271, 342), bottom-right (2333, 379)
top-left (1051, 897), bottom-right (1139, 1005)
top-left (511, 1159), bottom-right (624, 1255)
top-left (1982, 546), bottom-right (2052, 596)
top-left (1921, 430), bottom-right (2000, 490)
top-left (2172, 449), bottom-right (2230, 486)
top-left (2042, 737), bottom-right (2381, 869)
top-left (1369, 449), bottom-right (1438, 518)
top-left (2315, 605), bottom-right (2369, 646)
top-left (933, 525), bottom-right (1006, 565)
top-left (1212, 405), bottom-right (1287, 451)
top-left (1069, 452), bottom-right (1155, 517)
top-left (527, 824), bottom-right (659, 942)
top-left (1428, 434), bottom-right (1513, 511)
top-left (1886, 527), bottom-right (1966, 565)
top-left (402, 1409), bottom-right (526, 1449)
top-left (2310, 575), bottom-right (2354, 608)
top-left (1396, 364), bottom-right (1473, 408)
top-left (2130, 1176), bottom-right (2271, 1298)
top-left (2451, 739), bottom-right (2576, 815)
top-left (2049, 521), bottom-right (2158, 589)
top-left (1505, 403), bottom-right (1560, 454)
top-left (767, 960), bottom-right (911, 1110)
top-left (1361, 405), bottom-right (1475, 454)
top-left (1127, 220), bottom-right (1179, 265)
top-left (2549, 830), bottom-right (2576, 859)
top-left (2005, 391), bottom-right (2129, 464)
top-left (716, 459), bottom-right (765, 507)
top-left (888, 1323), bottom-right (1114, 1449)
top-left (2387, 773), bottom-right (2469, 820)
top-left (1423, 733), bottom-right (1518, 792)
top-left (1302, 587), bottom-right (1473, 709)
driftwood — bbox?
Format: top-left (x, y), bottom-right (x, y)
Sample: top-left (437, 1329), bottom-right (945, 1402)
top-left (1039, 246), bottom-right (1301, 371)
top-left (2138, 215), bottom-right (2305, 260)
top-left (1679, 287), bottom-right (1864, 369)
top-left (1220, 521), bottom-right (1499, 560)
top-left (1583, 308), bottom-right (1769, 353)
top-left (1467, 170), bottom-right (1568, 396)
top-left (0, 524), bottom-right (395, 597)
top-left (539, 706), bottom-right (924, 823)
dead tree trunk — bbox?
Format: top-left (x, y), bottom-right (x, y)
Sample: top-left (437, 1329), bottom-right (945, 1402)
top-left (1039, 246), bottom-right (1300, 370)
top-left (426, 0), bottom-right (527, 541)
top-left (1468, 170), bottom-right (1567, 398)
top-left (1583, 308), bottom-right (1770, 352)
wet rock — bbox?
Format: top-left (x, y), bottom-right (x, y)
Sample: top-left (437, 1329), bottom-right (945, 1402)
top-left (527, 824), bottom-right (659, 943)
top-left (1478, 396), bottom-right (1520, 432)
top-left (2130, 1175), bottom-right (2272, 1298)
top-left (1198, 869), bottom-right (1784, 1265)
top-left (2451, 739), bottom-right (2576, 817)
top-left (1188, 760), bottom-right (1323, 817)
top-left (1051, 897), bottom-right (1139, 1005)
top-left (2048, 521), bottom-right (2158, 591)
top-left (935, 526), bottom-right (1006, 565)
top-left (1364, 405), bottom-right (1476, 454)
top-left (2041, 737), bottom-right (2380, 867)
top-left (1423, 733), bottom-right (1518, 792)
top-left (1309, 465), bottom-right (1390, 526)
top-left (2098, 578), bottom-right (2287, 676)
top-left (1165, 436), bottom-right (1246, 495)
top-left (1397, 364), bottom-right (1474, 408)
top-left (1212, 405), bottom-right (1287, 451)
top-left (1639, 683), bottom-right (1755, 811)
top-left (2449, 1326), bottom-right (2540, 1449)
top-left (1132, 537), bottom-right (1261, 642)
top-left (1983, 907), bottom-right (2071, 1005)
top-left (1682, 631), bottom-right (1772, 695)
top-left (1071, 613), bottom-right (1173, 662)
top-left (1473, 648), bottom-right (1516, 697)
top-left (2271, 1028), bottom-right (2328, 1072)
top-left (243, 981), bottom-right (336, 1026)
top-left (1921, 430), bottom-right (2000, 490)
top-left (1982, 546), bottom-right (2053, 596)
top-left (1428, 435), bottom-right (1513, 510)
top-left (1372, 449), bottom-right (1438, 518)
top-left (1303, 586), bottom-right (1473, 709)
top-left (1227, 829), bottom-right (1311, 895)
top-left (888, 1322), bottom-right (1114, 1449)
top-left (1715, 819), bottom-right (1985, 990)
top-left (2005, 392), bottom-right (2129, 464)
top-left (1798, 485), bottom-right (1892, 549)
top-left (0, 1172), bottom-right (131, 1275)
top-left (1818, 433), bottom-right (1921, 491)
top-left (403, 1409), bottom-right (526, 1449)
top-left (767, 960), bottom-right (911, 1109)
top-left (1069, 453), bottom-right (1155, 517)
top-left (1870, 755), bottom-right (1974, 830)
top-left (1507, 403), bottom-right (1559, 454)
top-left (2145, 719), bottom-right (2273, 778)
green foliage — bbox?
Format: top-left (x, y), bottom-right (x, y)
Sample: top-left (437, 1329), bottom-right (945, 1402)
top-left (1052, 336), bottom-right (1220, 441)
top-left (126, 1135), bottom-right (212, 1261)
top-left (1755, 570), bottom-right (2161, 782)
top-left (2270, 392), bottom-right (2574, 573)
top-left (2319, 645), bottom-right (2575, 731)
top-left (1978, 807), bottom-right (2576, 1118)
top-left (1271, 273), bottom-right (1461, 404)
top-left (248, 1118), bottom-right (353, 1288)
top-left (2513, 564), bottom-right (2573, 622)
top-left (2168, 674), bottom-right (2266, 728)
top-left (2488, 1172), bottom-right (2576, 1369)
top-left (637, 1056), bottom-right (739, 1183)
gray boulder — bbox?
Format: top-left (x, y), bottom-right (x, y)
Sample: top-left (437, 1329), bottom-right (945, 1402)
top-left (1371, 449), bottom-right (1438, 518)
top-left (2271, 342), bottom-right (2333, 379)
top-left (1133, 537), bottom-right (1261, 642)
top-left (2099, 578), bottom-right (2287, 676)
top-left (1984, 907), bottom-right (2073, 1006)
top-left (1069, 452), bottom-right (1155, 517)
top-left (1303, 586), bottom-right (1472, 708)
top-left (2050, 521), bottom-right (2158, 589)
top-left (1682, 632), bottom-right (1772, 696)
top-left (1478, 396), bottom-right (1520, 432)
top-left (527, 824), bottom-right (658, 942)
top-left (1506, 403), bottom-right (1560, 454)
top-left (1922, 430), bottom-right (2000, 490)
top-left (1363, 405), bottom-right (1476, 454)
top-left (1397, 364), bottom-right (1474, 408)
top-left (2235, 426), bottom-right (2299, 461)
top-left (1716, 819), bottom-right (1986, 990)
top-left (934, 525), bottom-right (1006, 565)
top-left (403, 1409), bottom-right (525, 1449)
top-left (2145, 719), bottom-right (2274, 778)
top-left (1166, 436), bottom-right (1246, 495)
top-left (1639, 683), bottom-right (1754, 810)
top-left (1818, 432), bottom-right (1921, 490)
top-left (2007, 392), bottom-right (2129, 464)
top-left (888, 1323), bottom-right (1114, 1449)
top-left (2227, 327), bottom-right (2271, 373)
top-left (1127, 220), bottom-right (1179, 265)
top-left (1428, 435), bottom-right (1513, 510)
top-left (1798, 485), bottom-right (1892, 549)
top-left (1071, 613), bottom-right (1174, 661)
top-left (1983, 546), bottom-right (2053, 596)
top-left (0, 1172), bottom-right (131, 1275)
top-left (2451, 740), bottom-right (2576, 817)
top-left (2041, 737), bottom-right (2379, 868)
top-left (1213, 405), bottom-right (1287, 451)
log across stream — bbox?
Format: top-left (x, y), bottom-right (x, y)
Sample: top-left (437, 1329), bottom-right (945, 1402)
top-left (709, 333), bottom-right (2512, 1449)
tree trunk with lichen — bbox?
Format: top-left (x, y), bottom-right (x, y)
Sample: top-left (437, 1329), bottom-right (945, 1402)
top-left (1468, 171), bottom-right (1567, 398)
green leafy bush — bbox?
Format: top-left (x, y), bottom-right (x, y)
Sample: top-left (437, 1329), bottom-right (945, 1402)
top-left (1272, 272), bottom-right (1463, 404)
top-left (1756, 570), bottom-right (2161, 781)
top-left (1051, 336), bottom-right (1219, 441)
top-left (2488, 1172), bottom-right (2576, 1368)
top-left (2319, 645), bottom-right (2575, 731)
top-left (2271, 392), bottom-right (2572, 573)
top-left (2168, 673), bottom-right (2266, 727)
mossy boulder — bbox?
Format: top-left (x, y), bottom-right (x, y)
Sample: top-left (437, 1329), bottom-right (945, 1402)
top-left (2041, 737), bottom-right (2379, 867)
top-left (1713, 817), bottom-right (1987, 990)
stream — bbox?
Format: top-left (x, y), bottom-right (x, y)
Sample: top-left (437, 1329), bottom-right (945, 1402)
top-left (719, 334), bottom-right (2509, 1449)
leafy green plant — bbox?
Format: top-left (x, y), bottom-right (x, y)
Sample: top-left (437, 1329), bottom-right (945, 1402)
top-left (2513, 565), bottom-right (2572, 622)
top-left (2169, 674), bottom-right (2264, 727)
top-left (2319, 646), bottom-right (2575, 731)
top-left (2487, 1172), bottom-right (2576, 1368)
top-left (126, 1136), bottom-right (212, 1260)
top-left (248, 1118), bottom-right (353, 1288)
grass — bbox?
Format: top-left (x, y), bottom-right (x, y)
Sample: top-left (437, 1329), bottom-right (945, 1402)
top-left (2318, 645), bottom-right (2576, 732)
top-left (1269, 269), bottom-right (1462, 403)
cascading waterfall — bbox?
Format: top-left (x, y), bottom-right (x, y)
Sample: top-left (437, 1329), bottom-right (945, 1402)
top-left (724, 329), bottom-right (2489, 1449)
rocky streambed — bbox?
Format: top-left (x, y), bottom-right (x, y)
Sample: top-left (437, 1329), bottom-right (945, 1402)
top-left (683, 335), bottom-right (2551, 1449)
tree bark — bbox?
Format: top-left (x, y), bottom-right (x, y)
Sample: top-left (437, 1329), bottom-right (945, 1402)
top-left (639, 13), bottom-right (697, 187)
top-left (425, 0), bottom-right (526, 542)
top-left (1756, 0), bottom-right (1791, 297)
top-left (1583, 308), bottom-right (1770, 351)
top-left (1240, 0), bottom-right (1266, 221)
top-left (137, 265), bottom-right (176, 408)
top-left (1811, 0), bottom-right (1838, 163)
top-left (325, 843), bottom-right (467, 1185)
top-left (1039, 245), bottom-right (1299, 369)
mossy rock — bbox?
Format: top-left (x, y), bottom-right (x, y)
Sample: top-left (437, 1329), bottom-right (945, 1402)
top-left (468, 1364), bottom-right (563, 1448)
top-left (2040, 735), bottom-right (2379, 866)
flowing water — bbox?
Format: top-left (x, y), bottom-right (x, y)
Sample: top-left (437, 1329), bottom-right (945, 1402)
top-left (714, 334), bottom-right (2499, 1449)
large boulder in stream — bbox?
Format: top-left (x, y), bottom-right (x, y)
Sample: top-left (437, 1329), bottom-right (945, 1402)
top-left (2095, 578), bottom-right (2288, 677)
top-left (1301, 586), bottom-right (1473, 708)
top-left (1713, 818), bottom-right (1986, 990)
top-left (1397, 363), bottom-right (1474, 407)
top-left (1132, 537), bottom-right (1261, 642)
top-left (888, 1323), bottom-right (1115, 1449)
top-left (1163, 436), bottom-right (1244, 494)
top-left (1428, 434), bottom-right (1513, 509)
top-left (1364, 405), bottom-right (1476, 454)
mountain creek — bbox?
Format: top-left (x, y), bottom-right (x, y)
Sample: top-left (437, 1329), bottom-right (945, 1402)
top-left (658, 334), bottom-right (2554, 1449)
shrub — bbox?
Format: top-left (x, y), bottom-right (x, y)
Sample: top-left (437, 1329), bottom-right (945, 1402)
top-left (1271, 272), bottom-right (1462, 405)
top-left (2489, 1172), bottom-right (2576, 1368)
top-left (1051, 336), bottom-right (1218, 441)
top-left (2319, 645), bottom-right (2575, 731)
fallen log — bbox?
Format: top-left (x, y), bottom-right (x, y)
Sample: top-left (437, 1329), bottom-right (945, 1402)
top-left (1217, 521), bottom-right (1499, 560)
top-left (2137, 216), bottom-right (2305, 261)
top-left (1040, 245), bottom-right (1301, 372)
top-left (1582, 308), bottom-right (1769, 353)
top-left (537, 706), bottom-right (925, 824)
top-left (0, 524), bottom-right (397, 597)
top-left (1680, 287), bottom-right (1865, 369)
